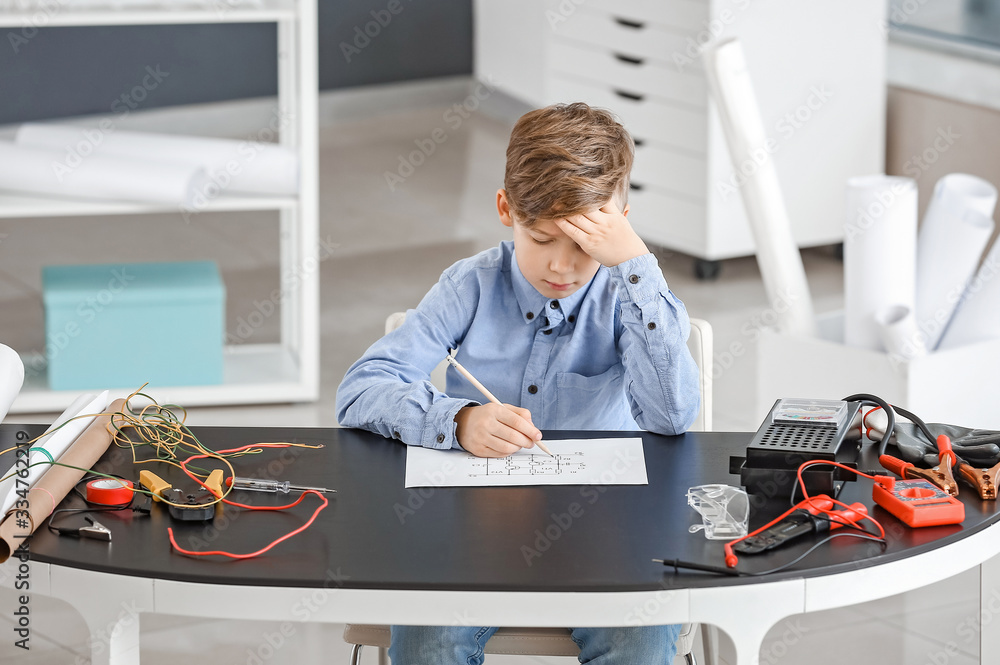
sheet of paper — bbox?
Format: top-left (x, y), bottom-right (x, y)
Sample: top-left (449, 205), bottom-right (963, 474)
top-left (404, 437), bottom-right (647, 488)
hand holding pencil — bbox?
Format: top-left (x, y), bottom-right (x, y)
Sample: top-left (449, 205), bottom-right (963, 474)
top-left (446, 351), bottom-right (553, 458)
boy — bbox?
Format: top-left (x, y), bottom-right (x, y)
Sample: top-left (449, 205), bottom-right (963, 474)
top-left (337, 102), bottom-right (700, 663)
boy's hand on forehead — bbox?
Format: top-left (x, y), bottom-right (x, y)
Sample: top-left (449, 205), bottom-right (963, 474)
top-left (554, 201), bottom-right (649, 267)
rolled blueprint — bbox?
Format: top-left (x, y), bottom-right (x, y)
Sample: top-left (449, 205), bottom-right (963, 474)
top-left (844, 175), bottom-right (918, 350)
top-left (915, 174), bottom-right (997, 350)
top-left (701, 39), bottom-right (816, 336)
top-left (0, 398), bottom-right (124, 562)
top-left (874, 304), bottom-right (927, 363)
top-left (16, 123), bottom-right (298, 197)
top-left (0, 142), bottom-right (208, 207)
top-left (938, 212), bottom-right (1000, 349)
top-left (0, 344), bottom-right (24, 425)
top-left (0, 391), bottom-right (109, 518)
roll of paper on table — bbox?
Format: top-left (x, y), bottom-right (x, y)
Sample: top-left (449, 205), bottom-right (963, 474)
top-left (226, 476), bottom-right (336, 494)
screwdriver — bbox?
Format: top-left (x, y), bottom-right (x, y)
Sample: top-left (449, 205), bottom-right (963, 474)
top-left (226, 476), bottom-right (337, 494)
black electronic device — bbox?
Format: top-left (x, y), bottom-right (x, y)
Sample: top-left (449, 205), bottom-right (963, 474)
top-left (730, 398), bottom-right (863, 500)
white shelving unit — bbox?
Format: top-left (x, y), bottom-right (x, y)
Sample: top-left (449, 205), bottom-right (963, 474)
top-left (0, 0), bottom-right (319, 413)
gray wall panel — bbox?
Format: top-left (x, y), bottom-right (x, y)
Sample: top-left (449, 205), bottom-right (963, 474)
top-left (0, 1), bottom-right (472, 125)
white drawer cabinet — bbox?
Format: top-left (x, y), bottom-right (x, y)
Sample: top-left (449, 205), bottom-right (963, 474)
top-left (475, 0), bottom-right (888, 268)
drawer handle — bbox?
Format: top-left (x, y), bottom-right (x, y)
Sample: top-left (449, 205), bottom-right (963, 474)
top-left (629, 182), bottom-right (645, 191)
top-left (614, 16), bottom-right (646, 29)
top-left (613, 53), bottom-right (645, 66)
top-left (633, 138), bottom-right (645, 147)
top-left (614, 89), bottom-right (645, 102)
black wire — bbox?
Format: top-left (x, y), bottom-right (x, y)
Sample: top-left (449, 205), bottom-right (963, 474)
top-left (842, 394), bottom-right (896, 457)
top-left (890, 404), bottom-right (938, 446)
top-left (743, 531), bottom-right (888, 576)
top-left (47, 505), bottom-right (132, 535)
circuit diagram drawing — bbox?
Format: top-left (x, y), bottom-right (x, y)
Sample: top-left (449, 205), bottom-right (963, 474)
top-left (466, 451), bottom-right (586, 476)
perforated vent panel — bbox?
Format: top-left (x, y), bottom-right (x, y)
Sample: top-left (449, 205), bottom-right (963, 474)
top-left (757, 424), bottom-right (838, 452)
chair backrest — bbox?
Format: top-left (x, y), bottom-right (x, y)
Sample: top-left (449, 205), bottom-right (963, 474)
top-left (384, 313), bottom-right (713, 432)
top-left (686, 317), bottom-right (713, 432)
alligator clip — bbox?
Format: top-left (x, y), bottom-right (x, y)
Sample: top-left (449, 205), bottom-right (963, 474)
top-left (78, 517), bottom-right (112, 542)
top-left (879, 434), bottom-right (959, 497)
top-left (957, 458), bottom-right (1000, 500)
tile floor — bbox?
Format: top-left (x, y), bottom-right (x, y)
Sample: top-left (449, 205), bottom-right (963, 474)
top-left (0, 79), bottom-right (986, 664)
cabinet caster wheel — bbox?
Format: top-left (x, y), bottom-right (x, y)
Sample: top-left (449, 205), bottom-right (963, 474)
top-left (694, 259), bottom-right (722, 281)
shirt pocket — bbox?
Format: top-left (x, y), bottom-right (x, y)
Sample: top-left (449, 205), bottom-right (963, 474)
top-left (554, 365), bottom-right (632, 430)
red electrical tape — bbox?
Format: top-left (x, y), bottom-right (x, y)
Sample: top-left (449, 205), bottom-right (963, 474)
top-left (86, 478), bottom-right (134, 505)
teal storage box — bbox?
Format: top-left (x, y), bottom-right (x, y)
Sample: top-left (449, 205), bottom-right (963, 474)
top-left (42, 261), bottom-right (225, 390)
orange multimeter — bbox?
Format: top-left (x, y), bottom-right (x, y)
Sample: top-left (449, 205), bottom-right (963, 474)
top-left (872, 478), bottom-right (965, 528)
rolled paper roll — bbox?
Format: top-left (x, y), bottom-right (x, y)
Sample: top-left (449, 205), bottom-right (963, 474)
top-left (0, 390), bottom-right (110, 518)
top-left (0, 142), bottom-right (209, 207)
top-left (916, 174), bottom-right (997, 351)
top-left (844, 175), bottom-right (918, 350)
top-left (16, 123), bottom-right (298, 197)
top-left (938, 213), bottom-right (1000, 350)
top-left (701, 38), bottom-right (817, 336)
top-left (0, 398), bottom-right (125, 562)
top-left (874, 304), bottom-right (928, 362)
top-left (0, 344), bottom-right (23, 425)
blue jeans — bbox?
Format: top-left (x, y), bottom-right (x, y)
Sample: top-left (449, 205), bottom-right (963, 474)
top-left (388, 624), bottom-right (681, 664)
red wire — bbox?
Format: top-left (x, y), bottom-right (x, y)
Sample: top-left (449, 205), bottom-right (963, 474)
top-left (724, 460), bottom-right (888, 567)
top-left (167, 490), bottom-right (328, 559)
top-left (163, 446), bottom-right (330, 559)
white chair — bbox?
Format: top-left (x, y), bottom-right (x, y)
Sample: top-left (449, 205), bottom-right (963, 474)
top-left (343, 314), bottom-right (717, 665)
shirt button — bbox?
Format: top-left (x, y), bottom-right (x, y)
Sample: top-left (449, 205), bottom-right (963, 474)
top-left (647, 322), bottom-right (657, 330)
top-left (436, 434), bottom-right (445, 443)
top-left (393, 431), bottom-right (400, 439)
top-left (568, 315), bottom-right (575, 323)
top-left (543, 329), bottom-right (552, 335)
top-left (629, 274), bottom-right (640, 284)
top-left (526, 312), bottom-right (534, 320)
top-left (528, 385), bottom-right (538, 394)
top-left (549, 301), bottom-right (559, 309)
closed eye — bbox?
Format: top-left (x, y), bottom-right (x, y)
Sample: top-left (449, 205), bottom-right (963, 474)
top-left (531, 237), bottom-right (554, 245)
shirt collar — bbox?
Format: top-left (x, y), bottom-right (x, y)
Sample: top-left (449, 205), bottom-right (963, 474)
top-left (510, 248), bottom-right (592, 325)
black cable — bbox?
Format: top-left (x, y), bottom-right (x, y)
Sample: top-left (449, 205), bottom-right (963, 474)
top-left (890, 404), bottom-right (937, 446)
top-left (842, 393), bottom-right (896, 457)
top-left (743, 531), bottom-right (887, 576)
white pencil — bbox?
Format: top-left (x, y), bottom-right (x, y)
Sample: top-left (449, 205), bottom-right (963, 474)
top-left (445, 351), bottom-right (553, 457)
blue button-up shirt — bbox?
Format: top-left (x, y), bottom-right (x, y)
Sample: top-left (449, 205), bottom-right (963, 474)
top-left (337, 241), bottom-right (700, 448)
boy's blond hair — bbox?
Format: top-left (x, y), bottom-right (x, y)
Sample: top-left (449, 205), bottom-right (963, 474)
top-left (503, 102), bottom-right (633, 226)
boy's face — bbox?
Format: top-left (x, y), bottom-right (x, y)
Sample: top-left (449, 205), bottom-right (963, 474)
top-left (497, 190), bottom-right (625, 300)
